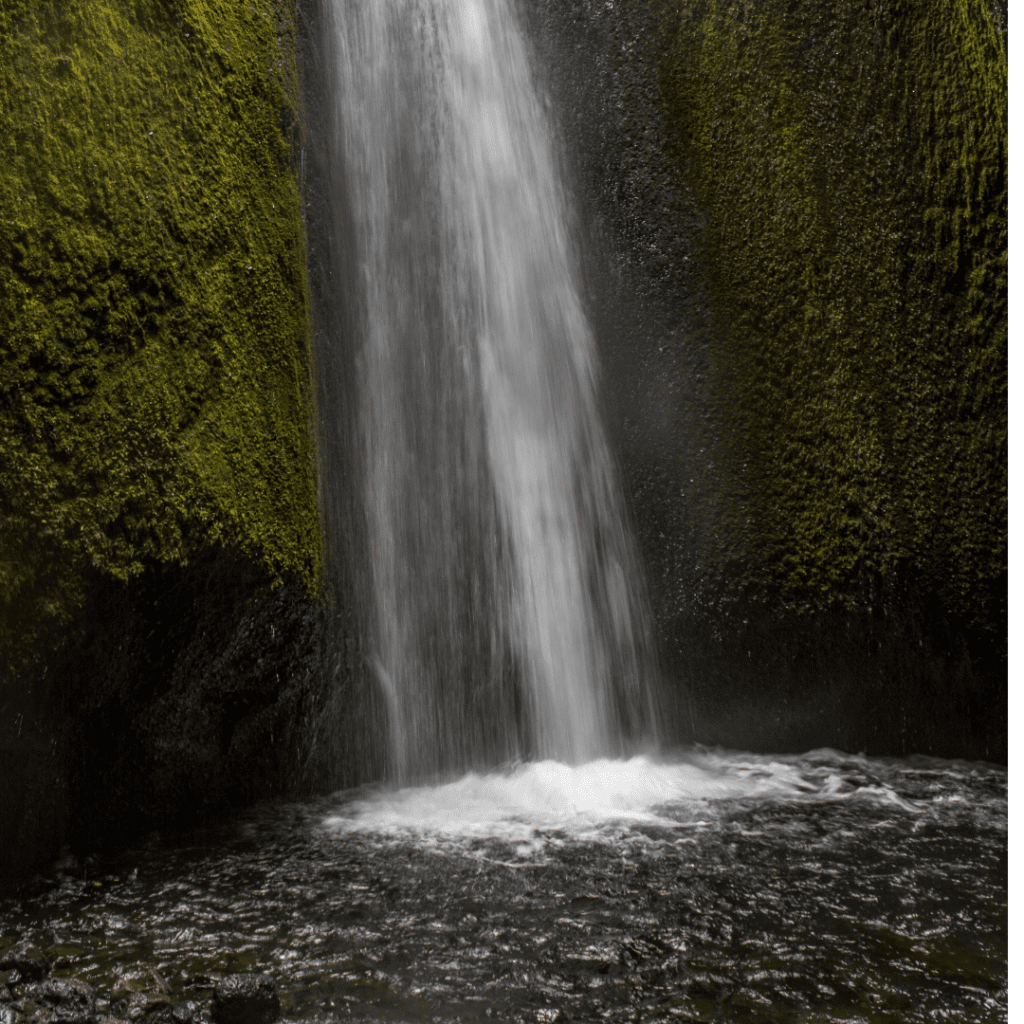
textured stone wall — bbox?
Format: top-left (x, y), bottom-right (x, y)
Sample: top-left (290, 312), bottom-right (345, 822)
top-left (0, 0), bottom-right (321, 658)
top-left (657, 0), bottom-right (1006, 630)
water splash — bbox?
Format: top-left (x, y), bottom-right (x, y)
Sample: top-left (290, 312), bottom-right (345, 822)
top-left (326, 0), bottom-right (656, 778)
top-left (325, 750), bottom-right (926, 848)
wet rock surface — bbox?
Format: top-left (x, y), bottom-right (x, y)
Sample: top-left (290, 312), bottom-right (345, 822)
top-left (0, 958), bottom-right (277, 1024)
top-left (0, 941), bottom-right (51, 984)
top-left (211, 978), bottom-right (279, 1024)
top-left (27, 979), bottom-right (97, 1024)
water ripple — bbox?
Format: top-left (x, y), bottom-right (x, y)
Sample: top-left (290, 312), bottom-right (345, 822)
top-left (0, 750), bottom-right (1006, 1023)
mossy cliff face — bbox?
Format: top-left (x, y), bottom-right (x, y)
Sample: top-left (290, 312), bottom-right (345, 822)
top-left (521, 0), bottom-right (1005, 758)
top-left (655, 0), bottom-right (1006, 629)
top-left (0, 0), bottom-right (330, 884)
top-left (0, 0), bottom-right (320, 660)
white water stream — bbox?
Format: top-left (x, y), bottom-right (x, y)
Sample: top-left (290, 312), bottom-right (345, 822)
top-left (328, 0), bottom-right (656, 778)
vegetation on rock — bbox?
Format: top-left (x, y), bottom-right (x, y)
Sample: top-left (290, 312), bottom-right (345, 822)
top-left (0, 0), bottom-right (321, 668)
top-left (656, 0), bottom-right (1006, 637)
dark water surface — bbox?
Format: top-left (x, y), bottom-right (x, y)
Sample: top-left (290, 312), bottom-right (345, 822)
top-left (0, 750), bottom-right (1006, 1023)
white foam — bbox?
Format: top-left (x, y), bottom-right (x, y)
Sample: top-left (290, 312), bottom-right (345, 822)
top-left (325, 750), bottom-right (920, 846)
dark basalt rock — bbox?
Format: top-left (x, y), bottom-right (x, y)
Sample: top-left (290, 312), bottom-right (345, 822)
top-left (0, 940), bottom-right (51, 984)
top-left (29, 979), bottom-right (97, 1024)
top-left (210, 978), bottom-right (279, 1024)
top-left (124, 998), bottom-right (171, 1024)
top-left (169, 1002), bottom-right (198, 1024)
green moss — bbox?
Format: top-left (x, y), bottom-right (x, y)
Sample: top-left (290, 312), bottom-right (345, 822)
top-left (657, 0), bottom-right (1006, 627)
top-left (0, 0), bottom-right (320, 662)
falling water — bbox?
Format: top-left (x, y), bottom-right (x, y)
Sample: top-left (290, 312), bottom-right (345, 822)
top-left (325, 0), bottom-right (656, 779)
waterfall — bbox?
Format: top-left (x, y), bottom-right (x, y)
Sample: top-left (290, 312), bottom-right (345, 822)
top-left (324, 0), bottom-right (657, 780)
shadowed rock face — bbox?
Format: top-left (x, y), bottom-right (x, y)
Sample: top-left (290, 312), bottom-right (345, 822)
top-left (520, 0), bottom-right (1005, 760)
top-left (0, 552), bottom-right (360, 888)
top-left (212, 975), bottom-right (281, 1024)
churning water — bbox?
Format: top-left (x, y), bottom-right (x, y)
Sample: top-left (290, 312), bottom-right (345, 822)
top-left (325, 0), bottom-right (656, 779)
top-left (0, 751), bottom-right (1006, 1023)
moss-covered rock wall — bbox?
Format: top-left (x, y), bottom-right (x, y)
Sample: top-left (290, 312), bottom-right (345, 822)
top-left (0, 0), bottom-right (333, 885)
top-left (657, 0), bottom-right (1006, 632)
top-left (0, 0), bottom-right (321, 662)
top-left (645, 0), bottom-right (1006, 756)
top-left (524, 0), bottom-right (1006, 760)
